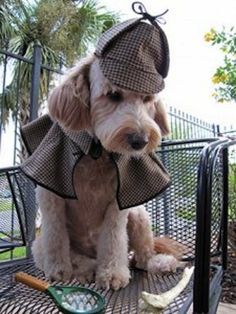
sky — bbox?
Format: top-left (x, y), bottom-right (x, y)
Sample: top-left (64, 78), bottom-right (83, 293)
top-left (102, 0), bottom-right (236, 126)
top-left (1, 0), bottom-right (236, 167)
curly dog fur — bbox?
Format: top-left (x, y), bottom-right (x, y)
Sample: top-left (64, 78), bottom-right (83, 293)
top-left (32, 56), bottom-right (183, 290)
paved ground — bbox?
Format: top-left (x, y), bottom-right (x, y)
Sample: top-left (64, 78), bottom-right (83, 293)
top-left (187, 302), bottom-right (236, 313)
top-left (217, 302), bottom-right (236, 313)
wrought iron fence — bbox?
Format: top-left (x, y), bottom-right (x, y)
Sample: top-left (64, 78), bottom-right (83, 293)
top-left (0, 44), bottom-right (63, 166)
top-left (167, 106), bottom-right (217, 140)
top-left (217, 127), bottom-right (236, 138)
top-left (0, 45), bottom-right (235, 165)
top-left (0, 45), bottom-right (236, 278)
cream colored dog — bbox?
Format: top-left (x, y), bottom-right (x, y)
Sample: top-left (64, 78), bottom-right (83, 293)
top-left (32, 56), bottom-right (182, 290)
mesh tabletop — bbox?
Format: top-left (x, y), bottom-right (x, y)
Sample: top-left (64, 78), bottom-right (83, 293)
top-left (0, 260), bottom-right (193, 314)
top-left (0, 138), bottom-right (233, 313)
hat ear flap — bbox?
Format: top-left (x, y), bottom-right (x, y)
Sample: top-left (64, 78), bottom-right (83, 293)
top-left (48, 57), bottom-right (93, 131)
top-left (154, 97), bottom-right (170, 137)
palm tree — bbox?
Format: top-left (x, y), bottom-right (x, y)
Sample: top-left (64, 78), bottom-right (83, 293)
top-left (0, 0), bottom-right (119, 161)
top-left (0, 4), bottom-right (14, 49)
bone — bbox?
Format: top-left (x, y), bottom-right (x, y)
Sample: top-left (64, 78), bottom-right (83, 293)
top-left (139, 266), bottom-right (194, 313)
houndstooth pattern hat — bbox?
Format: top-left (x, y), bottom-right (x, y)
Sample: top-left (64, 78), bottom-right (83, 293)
top-left (95, 3), bottom-right (170, 94)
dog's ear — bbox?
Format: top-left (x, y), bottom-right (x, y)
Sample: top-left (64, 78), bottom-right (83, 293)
top-left (154, 97), bottom-right (170, 136)
top-left (48, 56), bottom-right (94, 131)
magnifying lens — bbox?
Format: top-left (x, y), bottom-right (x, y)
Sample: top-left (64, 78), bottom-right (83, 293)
top-left (15, 272), bottom-right (105, 314)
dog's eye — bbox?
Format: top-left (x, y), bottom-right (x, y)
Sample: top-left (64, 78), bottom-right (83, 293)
top-left (106, 91), bottom-right (123, 102)
top-left (143, 95), bottom-right (154, 103)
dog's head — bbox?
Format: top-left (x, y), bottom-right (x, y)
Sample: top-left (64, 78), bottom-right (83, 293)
top-left (48, 56), bottom-right (170, 156)
top-left (49, 17), bottom-right (170, 156)
top-left (48, 56), bottom-right (169, 155)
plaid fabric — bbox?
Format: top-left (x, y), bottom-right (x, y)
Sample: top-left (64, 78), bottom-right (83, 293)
top-left (20, 115), bottom-right (170, 209)
top-left (95, 18), bottom-right (169, 94)
top-left (96, 19), bottom-right (141, 56)
top-left (21, 116), bottom-right (85, 198)
top-left (111, 152), bottom-right (170, 209)
top-left (20, 115), bottom-right (53, 155)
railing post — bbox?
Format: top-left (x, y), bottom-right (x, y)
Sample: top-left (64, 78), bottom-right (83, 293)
top-left (30, 43), bottom-right (42, 121)
top-left (222, 147), bottom-right (229, 270)
top-left (27, 43), bottom-right (41, 256)
top-left (212, 124), bottom-right (216, 137)
top-left (216, 124), bottom-right (221, 136)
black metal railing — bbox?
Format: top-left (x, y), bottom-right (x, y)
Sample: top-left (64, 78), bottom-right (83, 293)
top-left (2, 45), bottom-right (235, 167)
top-left (168, 106), bottom-right (217, 139)
top-left (0, 44), bottom-right (236, 166)
top-left (1, 138), bottom-right (235, 314)
top-left (0, 44), bottom-right (63, 166)
top-left (0, 45), bottom-right (236, 313)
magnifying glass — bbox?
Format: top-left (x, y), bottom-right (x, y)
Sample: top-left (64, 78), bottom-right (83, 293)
top-left (15, 272), bottom-right (105, 314)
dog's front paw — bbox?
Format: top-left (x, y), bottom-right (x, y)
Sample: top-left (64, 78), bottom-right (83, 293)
top-left (147, 254), bottom-right (178, 274)
top-left (76, 271), bottom-right (95, 285)
top-left (72, 259), bottom-right (96, 284)
top-left (96, 267), bottom-right (130, 290)
top-left (44, 262), bottom-right (73, 281)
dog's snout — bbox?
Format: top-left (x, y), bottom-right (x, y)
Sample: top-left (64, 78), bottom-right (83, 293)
top-left (127, 133), bottom-right (148, 150)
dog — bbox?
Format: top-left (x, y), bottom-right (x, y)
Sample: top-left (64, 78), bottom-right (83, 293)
top-left (19, 13), bottom-right (188, 290)
top-left (30, 55), bottom-right (184, 290)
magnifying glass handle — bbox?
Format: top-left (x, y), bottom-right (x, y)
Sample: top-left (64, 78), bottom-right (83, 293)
top-left (15, 272), bottom-right (50, 292)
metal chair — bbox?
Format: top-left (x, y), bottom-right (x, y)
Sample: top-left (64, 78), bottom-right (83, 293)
top-left (0, 138), bottom-right (234, 313)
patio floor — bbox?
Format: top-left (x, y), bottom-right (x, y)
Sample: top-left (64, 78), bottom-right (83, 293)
top-left (217, 302), bottom-right (236, 313)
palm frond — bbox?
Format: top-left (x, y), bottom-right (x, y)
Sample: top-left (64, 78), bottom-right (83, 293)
top-left (1, 0), bottom-right (120, 129)
top-left (0, 6), bottom-right (15, 48)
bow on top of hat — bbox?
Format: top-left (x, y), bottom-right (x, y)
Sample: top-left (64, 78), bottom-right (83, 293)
top-left (95, 1), bottom-right (170, 94)
top-left (20, 2), bottom-right (171, 210)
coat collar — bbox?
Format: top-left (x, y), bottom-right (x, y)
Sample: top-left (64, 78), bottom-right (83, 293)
top-left (20, 114), bottom-right (171, 209)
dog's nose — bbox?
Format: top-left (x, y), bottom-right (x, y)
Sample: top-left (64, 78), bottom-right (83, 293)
top-left (127, 133), bottom-right (149, 150)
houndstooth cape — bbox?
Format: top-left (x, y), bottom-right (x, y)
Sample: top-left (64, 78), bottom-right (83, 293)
top-left (20, 115), bottom-right (170, 210)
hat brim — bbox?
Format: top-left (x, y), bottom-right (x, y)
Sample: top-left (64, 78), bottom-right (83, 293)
top-left (99, 58), bottom-right (165, 94)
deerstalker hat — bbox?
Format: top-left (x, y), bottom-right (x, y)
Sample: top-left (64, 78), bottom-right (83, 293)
top-left (95, 2), bottom-right (170, 94)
